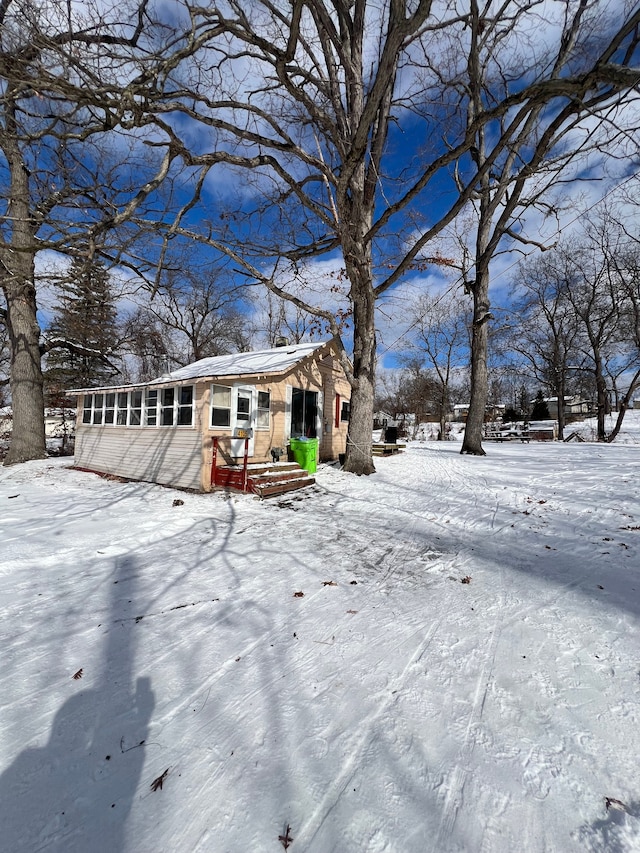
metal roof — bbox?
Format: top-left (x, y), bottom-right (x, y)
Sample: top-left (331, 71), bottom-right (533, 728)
top-left (67, 339), bottom-right (335, 394)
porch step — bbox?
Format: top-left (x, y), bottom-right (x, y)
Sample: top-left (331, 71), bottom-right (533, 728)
top-left (245, 462), bottom-right (301, 476)
top-left (213, 461), bottom-right (315, 498)
top-left (251, 474), bottom-right (316, 498)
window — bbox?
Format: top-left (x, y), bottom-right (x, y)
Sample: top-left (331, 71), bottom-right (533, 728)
top-left (81, 385), bottom-right (193, 428)
top-left (160, 388), bottom-right (174, 426)
top-left (145, 389), bottom-right (158, 426)
top-left (236, 390), bottom-right (250, 422)
top-left (177, 386), bottom-right (194, 426)
top-left (104, 393), bottom-right (115, 425)
top-left (211, 384), bottom-right (231, 427)
top-left (82, 395), bottom-right (92, 424)
top-left (341, 401), bottom-right (350, 422)
top-left (130, 390), bottom-right (142, 426)
top-left (116, 392), bottom-right (128, 425)
top-left (93, 394), bottom-right (104, 425)
top-left (257, 391), bottom-right (270, 429)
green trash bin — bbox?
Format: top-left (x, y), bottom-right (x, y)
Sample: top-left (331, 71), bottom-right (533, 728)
top-left (289, 437), bottom-right (318, 474)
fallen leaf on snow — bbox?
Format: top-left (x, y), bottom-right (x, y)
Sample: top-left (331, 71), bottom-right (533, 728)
top-left (461, 576), bottom-right (472, 584)
top-left (293, 591), bottom-right (304, 597)
top-left (72, 668), bottom-right (83, 680)
top-left (279, 824), bottom-right (294, 849)
top-left (605, 797), bottom-right (627, 812)
top-left (322, 581), bottom-right (337, 586)
top-left (151, 769), bottom-right (169, 791)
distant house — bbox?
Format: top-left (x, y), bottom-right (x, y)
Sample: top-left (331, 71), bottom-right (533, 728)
top-left (44, 407), bottom-right (76, 439)
top-left (0, 407), bottom-right (76, 452)
top-left (69, 338), bottom-right (351, 492)
top-left (537, 395), bottom-right (593, 419)
top-left (453, 403), bottom-right (505, 422)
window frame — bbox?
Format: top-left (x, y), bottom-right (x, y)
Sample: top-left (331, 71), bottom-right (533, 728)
top-left (211, 384), bottom-right (232, 428)
top-left (81, 385), bottom-right (194, 428)
top-left (256, 390), bottom-right (271, 430)
top-left (177, 386), bottom-right (194, 426)
top-left (160, 387), bottom-right (175, 426)
top-left (145, 389), bottom-right (159, 426)
top-left (82, 395), bottom-right (93, 424)
top-left (116, 392), bottom-right (128, 425)
top-left (104, 393), bottom-right (116, 425)
top-left (92, 393), bottom-right (104, 425)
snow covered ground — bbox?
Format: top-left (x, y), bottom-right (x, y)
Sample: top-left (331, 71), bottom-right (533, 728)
top-left (1, 414), bottom-right (640, 852)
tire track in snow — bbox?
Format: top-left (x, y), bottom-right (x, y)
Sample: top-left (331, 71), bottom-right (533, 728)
top-left (431, 570), bottom-right (507, 849)
top-left (295, 610), bottom-right (449, 851)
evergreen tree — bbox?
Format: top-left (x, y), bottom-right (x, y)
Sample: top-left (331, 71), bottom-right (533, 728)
top-left (45, 259), bottom-right (120, 400)
top-left (530, 390), bottom-right (551, 420)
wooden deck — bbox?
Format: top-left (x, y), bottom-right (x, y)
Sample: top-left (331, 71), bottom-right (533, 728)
top-left (484, 431), bottom-right (531, 442)
top-left (372, 442), bottom-right (406, 457)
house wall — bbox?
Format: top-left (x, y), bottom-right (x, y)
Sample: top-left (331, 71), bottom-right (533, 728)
top-left (74, 385), bottom-right (208, 491)
top-left (74, 343), bottom-right (352, 492)
top-left (315, 355), bottom-right (352, 460)
top-left (202, 378), bottom-right (280, 486)
top-left (202, 350), bottom-right (351, 486)
top-left (75, 426), bottom-right (205, 490)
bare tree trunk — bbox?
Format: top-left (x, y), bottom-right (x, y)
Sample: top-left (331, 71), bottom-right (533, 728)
top-left (439, 383), bottom-right (449, 441)
top-left (344, 275), bottom-right (376, 475)
top-left (461, 278), bottom-right (490, 455)
top-left (1, 119), bottom-right (46, 464)
top-left (2, 258), bottom-right (46, 464)
top-left (555, 358), bottom-right (566, 440)
top-left (607, 369), bottom-right (640, 442)
top-left (594, 348), bottom-right (608, 441)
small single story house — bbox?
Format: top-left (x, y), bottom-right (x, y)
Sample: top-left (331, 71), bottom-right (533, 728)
top-left (453, 403), bottom-right (505, 422)
top-left (70, 338), bottom-right (351, 492)
top-left (541, 395), bottom-right (593, 419)
top-left (373, 410), bottom-right (397, 430)
top-left (45, 407), bottom-right (76, 438)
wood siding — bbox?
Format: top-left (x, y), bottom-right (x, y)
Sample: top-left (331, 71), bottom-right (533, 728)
top-left (75, 427), bottom-right (204, 491)
top-left (202, 350), bottom-right (351, 472)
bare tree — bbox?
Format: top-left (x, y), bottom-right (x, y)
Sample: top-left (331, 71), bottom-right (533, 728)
top-left (258, 291), bottom-right (325, 349)
top-left (133, 0), bottom-right (640, 471)
top-left (559, 237), bottom-right (628, 440)
top-left (431, 1), bottom-right (640, 454)
top-left (0, 0), bottom-right (187, 464)
top-left (120, 308), bottom-right (171, 383)
top-left (601, 241), bottom-right (640, 441)
top-left (510, 254), bottom-right (582, 439)
top-left (140, 266), bottom-right (252, 365)
top-left (376, 358), bottom-right (440, 436)
top-left (139, 0), bottom-right (455, 474)
top-left (405, 288), bottom-right (470, 440)
top-left (0, 314), bottom-right (9, 405)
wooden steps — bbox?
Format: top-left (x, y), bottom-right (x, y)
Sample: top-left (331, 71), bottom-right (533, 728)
top-left (213, 461), bottom-right (315, 498)
top-left (251, 474), bottom-right (316, 498)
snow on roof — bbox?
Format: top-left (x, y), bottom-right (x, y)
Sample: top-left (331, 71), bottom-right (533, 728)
top-left (154, 340), bottom-right (330, 384)
top-left (67, 339), bottom-right (334, 393)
